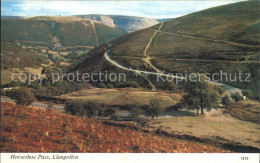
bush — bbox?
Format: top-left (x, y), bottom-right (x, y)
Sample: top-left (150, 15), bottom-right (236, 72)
top-left (171, 102), bottom-right (184, 111)
top-left (231, 92), bottom-right (243, 102)
top-left (107, 83), bottom-right (114, 89)
top-left (218, 88), bottom-right (225, 95)
top-left (104, 108), bottom-right (116, 117)
top-left (221, 95), bottom-right (232, 108)
top-left (65, 100), bottom-right (103, 118)
top-left (97, 83), bottom-right (107, 88)
top-left (12, 87), bottom-right (36, 106)
top-left (242, 90), bottom-right (253, 99)
top-left (64, 100), bottom-right (84, 116)
top-left (84, 102), bottom-right (102, 118)
top-left (136, 118), bottom-right (150, 127)
top-left (115, 81), bottom-right (139, 88)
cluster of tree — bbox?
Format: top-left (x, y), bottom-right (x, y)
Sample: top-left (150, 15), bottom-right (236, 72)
top-left (6, 87), bottom-right (36, 106)
top-left (64, 98), bottom-right (165, 121)
top-left (64, 101), bottom-right (117, 118)
top-left (221, 92), bottom-right (244, 108)
top-left (124, 99), bottom-right (164, 120)
top-left (176, 74), bottom-right (253, 115)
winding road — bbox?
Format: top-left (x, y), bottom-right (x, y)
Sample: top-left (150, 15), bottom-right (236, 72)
top-left (103, 22), bottom-right (250, 95)
top-left (0, 96), bottom-right (65, 111)
top-left (153, 29), bottom-right (259, 49)
top-left (105, 50), bottom-right (243, 96)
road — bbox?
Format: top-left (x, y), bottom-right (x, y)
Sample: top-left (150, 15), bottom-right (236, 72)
top-left (104, 50), bottom-right (243, 96)
top-left (104, 21), bottom-right (245, 95)
top-left (0, 96), bottom-right (65, 112)
top-left (153, 28), bottom-right (259, 48)
top-left (105, 50), bottom-right (185, 80)
top-left (142, 23), bottom-right (163, 73)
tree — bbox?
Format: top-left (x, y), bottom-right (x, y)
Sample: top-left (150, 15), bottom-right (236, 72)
top-left (182, 76), bottom-right (221, 115)
top-left (231, 92), bottom-right (243, 102)
top-left (221, 95), bottom-right (232, 108)
top-left (145, 99), bottom-right (164, 119)
top-left (13, 87), bottom-right (36, 106)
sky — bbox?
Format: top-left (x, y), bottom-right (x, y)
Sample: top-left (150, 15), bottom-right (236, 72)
top-left (1, 0), bottom-right (245, 19)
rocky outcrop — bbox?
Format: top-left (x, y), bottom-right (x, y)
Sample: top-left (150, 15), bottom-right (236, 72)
top-left (76, 15), bottom-right (160, 32)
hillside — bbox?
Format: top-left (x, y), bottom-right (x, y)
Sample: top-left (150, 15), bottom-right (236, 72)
top-left (76, 15), bottom-right (159, 32)
top-left (159, 1), bottom-right (260, 45)
top-left (1, 16), bottom-right (25, 19)
top-left (0, 41), bottom-right (50, 85)
top-left (1, 16), bottom-right (126, 47)
top-left (0, 102), bottom-right (229, 153)
top-left (1, 42), bottom-right (48, 69)
top-left (72, 1), bottom-right (260, 97)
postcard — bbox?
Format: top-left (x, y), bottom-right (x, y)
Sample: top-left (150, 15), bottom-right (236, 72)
top-left (1, 0), bottom-right (259, 162)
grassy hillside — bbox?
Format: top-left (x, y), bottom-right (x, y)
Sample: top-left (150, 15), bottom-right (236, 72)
top-left (73, 1), bottom-right (260, 97)
top-left (159, 1), bottom-right (260, 45)
top-left (1, 42), bottom-right (48, 69)
top-left (0, 102), bottom-right (229, 153)
top-left (225, 100), bottom-right (260, 123)
top-left (1, 16), bottom-right (126, 47)
top-left (1, 19), bottom-right (52, 46)
top-left (94, 22), bottom-right (127, 44)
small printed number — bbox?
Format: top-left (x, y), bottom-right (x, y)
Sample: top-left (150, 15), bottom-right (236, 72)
top-left (241, 157), bottom-right (249, 160)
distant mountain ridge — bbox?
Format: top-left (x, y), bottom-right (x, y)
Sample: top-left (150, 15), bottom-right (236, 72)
top-left (1, 16), bottom-right (126, 47)
top-left (75, 15), bottom-right (161, 32)
top-left (1, 16), bottom-right (25, 19)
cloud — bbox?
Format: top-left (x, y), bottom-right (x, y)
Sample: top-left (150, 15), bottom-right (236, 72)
top-left (1, 0), bottom-right (245, 18)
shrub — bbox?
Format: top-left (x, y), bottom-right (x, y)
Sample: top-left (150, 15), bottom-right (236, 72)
top-left (107, 83), bottom-right (114, 89)
top-left (64, 100), bottom-right (84, 116)
top-left (12, 87), bottom-right (36, 106)
top-left (172, 102), bottom-right (184, 110)
top-left (242, 90), bottom-right (253, 99)
top-left (84, 102), bottom-right (102, 118)
top-left (218, 88), bottom-right (225, 95)
top-left (104, 108), bottom-right (116, 117)
top-left (221, 95), bottom-right (232, 108)
top-left (136, 118), bottom-right (150, 127)
top-left (231, 92), bottom-right (243, 102)
top-left (115, 81), bottom-right (139, 88)
top-left (97, 83), bottom-right (107, 88)
top-left (65, 100), bottom-right (103, 118)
